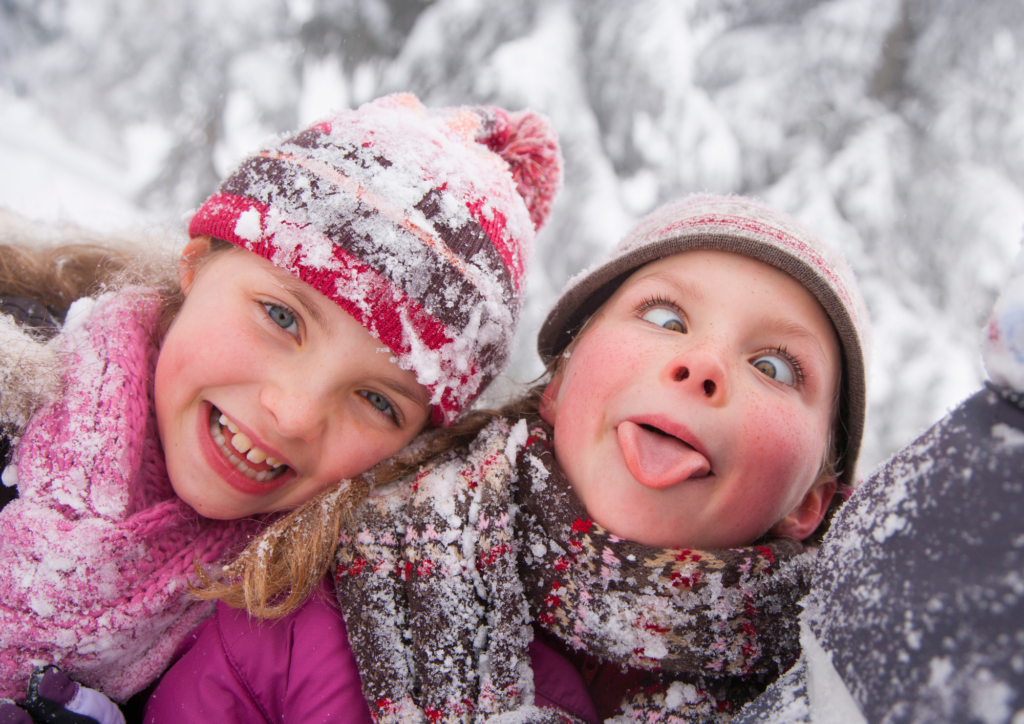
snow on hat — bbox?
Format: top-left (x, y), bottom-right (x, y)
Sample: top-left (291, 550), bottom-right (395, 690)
top-left (538, 194), bottom-right (871, 488)
top-left (189, 93), bottom-right (562, 426)
top-left (982, 241), bottom-right (1024, 393)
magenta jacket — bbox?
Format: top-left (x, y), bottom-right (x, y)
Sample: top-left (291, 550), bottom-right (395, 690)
top-left (144, 579), bottom-right (597, 723)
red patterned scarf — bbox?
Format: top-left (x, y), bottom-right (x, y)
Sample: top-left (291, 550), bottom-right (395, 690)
top-left (336, 418), bottom-right (814, 723)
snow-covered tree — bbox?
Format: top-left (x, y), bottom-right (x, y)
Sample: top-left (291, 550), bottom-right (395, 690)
top-left (3, 0), bottom-right (1023, 470)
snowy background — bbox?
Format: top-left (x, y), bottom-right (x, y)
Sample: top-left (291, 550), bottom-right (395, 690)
top-left (3, 0), bottom-right (1024, 474)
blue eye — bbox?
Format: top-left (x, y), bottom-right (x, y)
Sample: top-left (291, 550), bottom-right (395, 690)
top-left (361, 391), bottom-right (396, 420)
top-left (264, 303), bottom-right (298, 335)
top-left (641, 307), bottom-right (685, 333)
top-left (752, 354), bottom-right (797, 386)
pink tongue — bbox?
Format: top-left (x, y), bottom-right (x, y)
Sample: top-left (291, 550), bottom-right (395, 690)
top-left (618, 421), bottom-right (711, 488)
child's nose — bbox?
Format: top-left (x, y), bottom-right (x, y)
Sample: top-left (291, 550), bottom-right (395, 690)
top-left (669, 349), bottom-right (727, 403)
top-left (261, 386), bottom-right (325, 442)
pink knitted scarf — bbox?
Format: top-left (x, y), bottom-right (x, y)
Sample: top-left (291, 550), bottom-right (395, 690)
top-left (0, 289), bottom-right (261, 702)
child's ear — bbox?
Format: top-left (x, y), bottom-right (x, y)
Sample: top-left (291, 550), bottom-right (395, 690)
top-left (179, 235), bottom-right (212, 294)
top-left (539, 373), bottom-right (563, 427)
top-left (770, 479), bottom-right (837, 541)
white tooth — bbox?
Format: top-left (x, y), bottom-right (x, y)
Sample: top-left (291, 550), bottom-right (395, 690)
top-left (247, 448), bottom-right (267, 464)
top-left (222, 416), bottom-right (239, 434)
top-left (219, 414), bottom-right (229, 426)
top-left (232, 432), bottom-right (252, 453)
top-left (266, 456), bottom-right (281, 468)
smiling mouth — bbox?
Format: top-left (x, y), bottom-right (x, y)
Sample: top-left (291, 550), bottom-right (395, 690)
top-left (208, 407), bottom-right (287, 483)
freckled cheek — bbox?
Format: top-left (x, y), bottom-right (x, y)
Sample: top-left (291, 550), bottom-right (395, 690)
top-left (738, 405), bottom-right (822, 487)
top-left (568, 333), bottom-right (655, 400)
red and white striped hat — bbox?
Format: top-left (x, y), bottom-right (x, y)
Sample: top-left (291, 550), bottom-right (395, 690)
top-left (190, 93), bottom-right (562, 426)
top-left (538, 194), bottom-right (870, 488)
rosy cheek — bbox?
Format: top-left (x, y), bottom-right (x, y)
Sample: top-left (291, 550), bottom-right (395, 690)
top-left (740, 406), bottom-right (819, 485)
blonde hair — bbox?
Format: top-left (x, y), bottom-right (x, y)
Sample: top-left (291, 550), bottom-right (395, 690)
top-left (0, 242), bottom-right (141, 308)
top-left (0, 230), bottom-right (239, 333)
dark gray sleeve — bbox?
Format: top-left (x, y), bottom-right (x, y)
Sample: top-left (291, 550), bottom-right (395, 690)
top-left (0, 296), bottom-right (65, 338)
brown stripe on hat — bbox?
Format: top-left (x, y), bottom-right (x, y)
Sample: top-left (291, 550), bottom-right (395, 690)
top-left (414, 188), bottom-right (519, 295)
top-left (272, 130), bottom-right (524, 298)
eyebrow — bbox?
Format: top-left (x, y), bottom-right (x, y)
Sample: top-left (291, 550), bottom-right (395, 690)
top-left (265, 267), bottom-right (332, 336)
top-left (631, 271), bottom-right (708, 304)
top-left (756, 315), bottom-right (831, 364)
top-left (375, 375), bottom-right (431, 413)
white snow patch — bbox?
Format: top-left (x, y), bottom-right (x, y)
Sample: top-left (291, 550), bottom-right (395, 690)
top-left (801, 622), bottom-right (868, 724)
top-left (62, 297), bottom-right (99, 337)
top-left (871, 512), bottom-right (907, 543)
top-left (991, 423), bottom-right (1024, 449)
top-left (664, 681), bottom-right (699, 708)
top-left (504, 419), bottom-right (529, 467)
top-left (928, 656), bottom-right (954, 688)
top-left (233, 208), bottom-right (263, 242)
top-left (968, 668), bottom-right (1016, 724)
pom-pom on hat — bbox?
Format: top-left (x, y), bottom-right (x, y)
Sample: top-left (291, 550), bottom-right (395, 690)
top-left (190, 93), bottom-right (562, 426)
top-left (538, 194), bottom-right (871, 488)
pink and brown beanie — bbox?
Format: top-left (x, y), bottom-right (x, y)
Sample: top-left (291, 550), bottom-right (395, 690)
top-left (190, 93), bottom-right (562, 426)
top-left (539, 194), bottom-right (871, 489)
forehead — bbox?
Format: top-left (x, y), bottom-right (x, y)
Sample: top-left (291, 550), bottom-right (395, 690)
top-left (612, 250), bottom-right (818, 308)
top-left (605, 249), bottom-right (840, 356)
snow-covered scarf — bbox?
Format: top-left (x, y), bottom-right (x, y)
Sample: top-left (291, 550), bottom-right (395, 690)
top-left (336, 418), bottom-right (815, 724)
top-left (0, 289), bottom-right (261, 702)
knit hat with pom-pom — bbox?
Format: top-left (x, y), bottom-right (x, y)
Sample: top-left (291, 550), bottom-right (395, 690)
top-left (189, 93), bottom-right (562, 426)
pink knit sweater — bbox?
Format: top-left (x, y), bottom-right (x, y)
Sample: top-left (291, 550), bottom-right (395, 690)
top-left (0, 289), bottom-right (261, 702)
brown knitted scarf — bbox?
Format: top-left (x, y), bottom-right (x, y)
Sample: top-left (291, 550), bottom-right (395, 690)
top-left (336, 418), bottom-right (814, 723)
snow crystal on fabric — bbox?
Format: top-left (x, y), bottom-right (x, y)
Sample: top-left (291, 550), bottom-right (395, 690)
top-left (992, 422), bottom-right (1024, 449)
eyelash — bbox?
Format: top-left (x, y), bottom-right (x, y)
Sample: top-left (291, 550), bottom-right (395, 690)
top-left (635, 294), bottom-right (685, 317)
top-left (362, 390), bottom-right (404, 427)
top-left (760, 345), bottom-right (806, 386)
